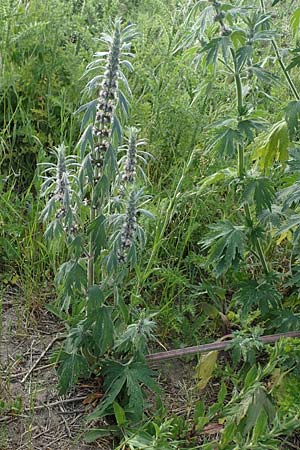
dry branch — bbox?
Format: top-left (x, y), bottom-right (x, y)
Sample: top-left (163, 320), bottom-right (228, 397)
top-left (146, 331), bottom-right (300, 362)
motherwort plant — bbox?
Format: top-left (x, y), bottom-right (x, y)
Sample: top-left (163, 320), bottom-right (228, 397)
top-left (40, 19), bottom-right (158, 423)
top-left (181, 1), bottom-right (300, 322)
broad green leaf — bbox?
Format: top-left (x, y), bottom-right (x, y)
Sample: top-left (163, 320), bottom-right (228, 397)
top-left (244, 366), bottom-right (258, 389)
top-left (90, 306), bottom-right (114, 355)
top-left (87, 360), bottom-right (158, 421)
top-left (57, 352), bottom-right (90, 394)
top-left (221, 421), bottom-right (236, 447)
top-left (218, 382), bottom-right (227, 404)
top-left (291, 8), bottom-right (300, 37)
top-left (233, 280), bottom-right (282, 319)
top-left (242, 386), bottom-right (274, 435)
top-left (84, 427), bottom-right (119, 443)
top-left (194, 400), bottom-right (205, 422)
top-left (195, 351), bottom-right (218, 390)
top-left (238, 118), bottom-right (266, 143)
top-left (236, 45), bottom-right (253, 71)
top-left (87, 214), bottom-right (106, 259)
top-left (242, 177), bottom-right (275, 214)
top-left (77, 124), bottom-right (94, 158)
top-left (285, 100), bottom-right (300, 140)
top-left (87, 364), bottom-right (127, 420)
top-left (55, 259), bottom-right (87, 294)
top-left (198, 168), bottom-right (236, 192)
top-left (207, 128), bottom-right (243, 158)
top-left (252, 409), bottom-right (268, 443)
top-left (113, 401), bottom-right (126, 426)
top-left (199, 37), bottom-right (222, 72)
top-left (202, 220), bottom-right (247, 277)
top-left (252, 120), bottom-right (289, 171)
top-left (87, 285), bottom-right (105, 314)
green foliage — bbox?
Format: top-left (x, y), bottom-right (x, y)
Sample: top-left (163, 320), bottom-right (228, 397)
top-left (202, 221), bottom-right (247, 277)
top-left (253, 120), bottom-right (289, 171)
top-left (88, 359), bottom-right (159, 421)
top-left (242, 177), bottom-right (275, 215)
top-left (229, 329), bottom-right (265, 366)
top-left (233, 279), bottom-right (282, 319)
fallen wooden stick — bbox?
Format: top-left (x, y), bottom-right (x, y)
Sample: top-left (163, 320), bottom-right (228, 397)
top-left (145, 331), bottom-right (300, 362)
top-left (21, 334), bottom-right (64, 383)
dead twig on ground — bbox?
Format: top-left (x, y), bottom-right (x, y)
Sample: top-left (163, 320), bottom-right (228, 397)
top-left (21, 334), bottom-right (64, 383)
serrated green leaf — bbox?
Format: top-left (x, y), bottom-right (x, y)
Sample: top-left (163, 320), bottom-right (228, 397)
top-left (221, 421), bottom-right (236, 447)
top-left (253, 120), bottom-right (289, 171)
top-left (87, 285), bottom-right (105, 314)
top-left (55, 259), bottom-right (87, 295)
top-left (87, 214), bottom-right (106, 259)
top-left (92, 306), bottom-right (114, 355)
top-left (233, 280), bottom-right (282, 319)
top-left (202, 220), bottom-right (247, 277)
top-left (57, 352), bottom-right (90, 394)
top-left (207, 128), bottom-right (243, 158)
top-left (250, 65), bottom-right (280, 85)
top-left (242, 177), bottom-right (275, 214)
top-left (236, 45), bottom-right (253, 71)
top-left (252, 409), bottom-right (268, 443)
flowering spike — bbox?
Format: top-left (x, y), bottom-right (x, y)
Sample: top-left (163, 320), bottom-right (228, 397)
top-left (90, 19), bottom-right (136, 176)
top-left (117, 189), bottom-right (138, 262)
top-left (121, 127), bottom-right (138, 183)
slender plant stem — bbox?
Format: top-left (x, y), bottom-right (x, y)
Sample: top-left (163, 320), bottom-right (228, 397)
top-left (88, 207), bottom-right (95, 287)
top-left (231, 48), bottom-right (269, 274)
top-left (271, 39), bottom-right (300, 100)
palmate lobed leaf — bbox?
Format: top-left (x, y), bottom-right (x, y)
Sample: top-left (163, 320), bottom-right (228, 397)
top-left (57, 351), bottom-right (90, 394)
top-left (238, 385), bottom-right (275, 436)
top-left (207, 128), bottom-right (243, 158)
top-left (232, 280), bottom-right (282, 319)
top-left (87, 360), bottom-right (159, 421)
top-left (242, 177), bottom-right (275, 215)
top-left (55, 259), bottom-right (87, 295)
top-left (202, 220), bottom-right (247, 277)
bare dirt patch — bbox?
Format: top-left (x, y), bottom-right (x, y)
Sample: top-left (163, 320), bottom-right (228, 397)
top-left (0, 287), bottom-right (111, 450)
